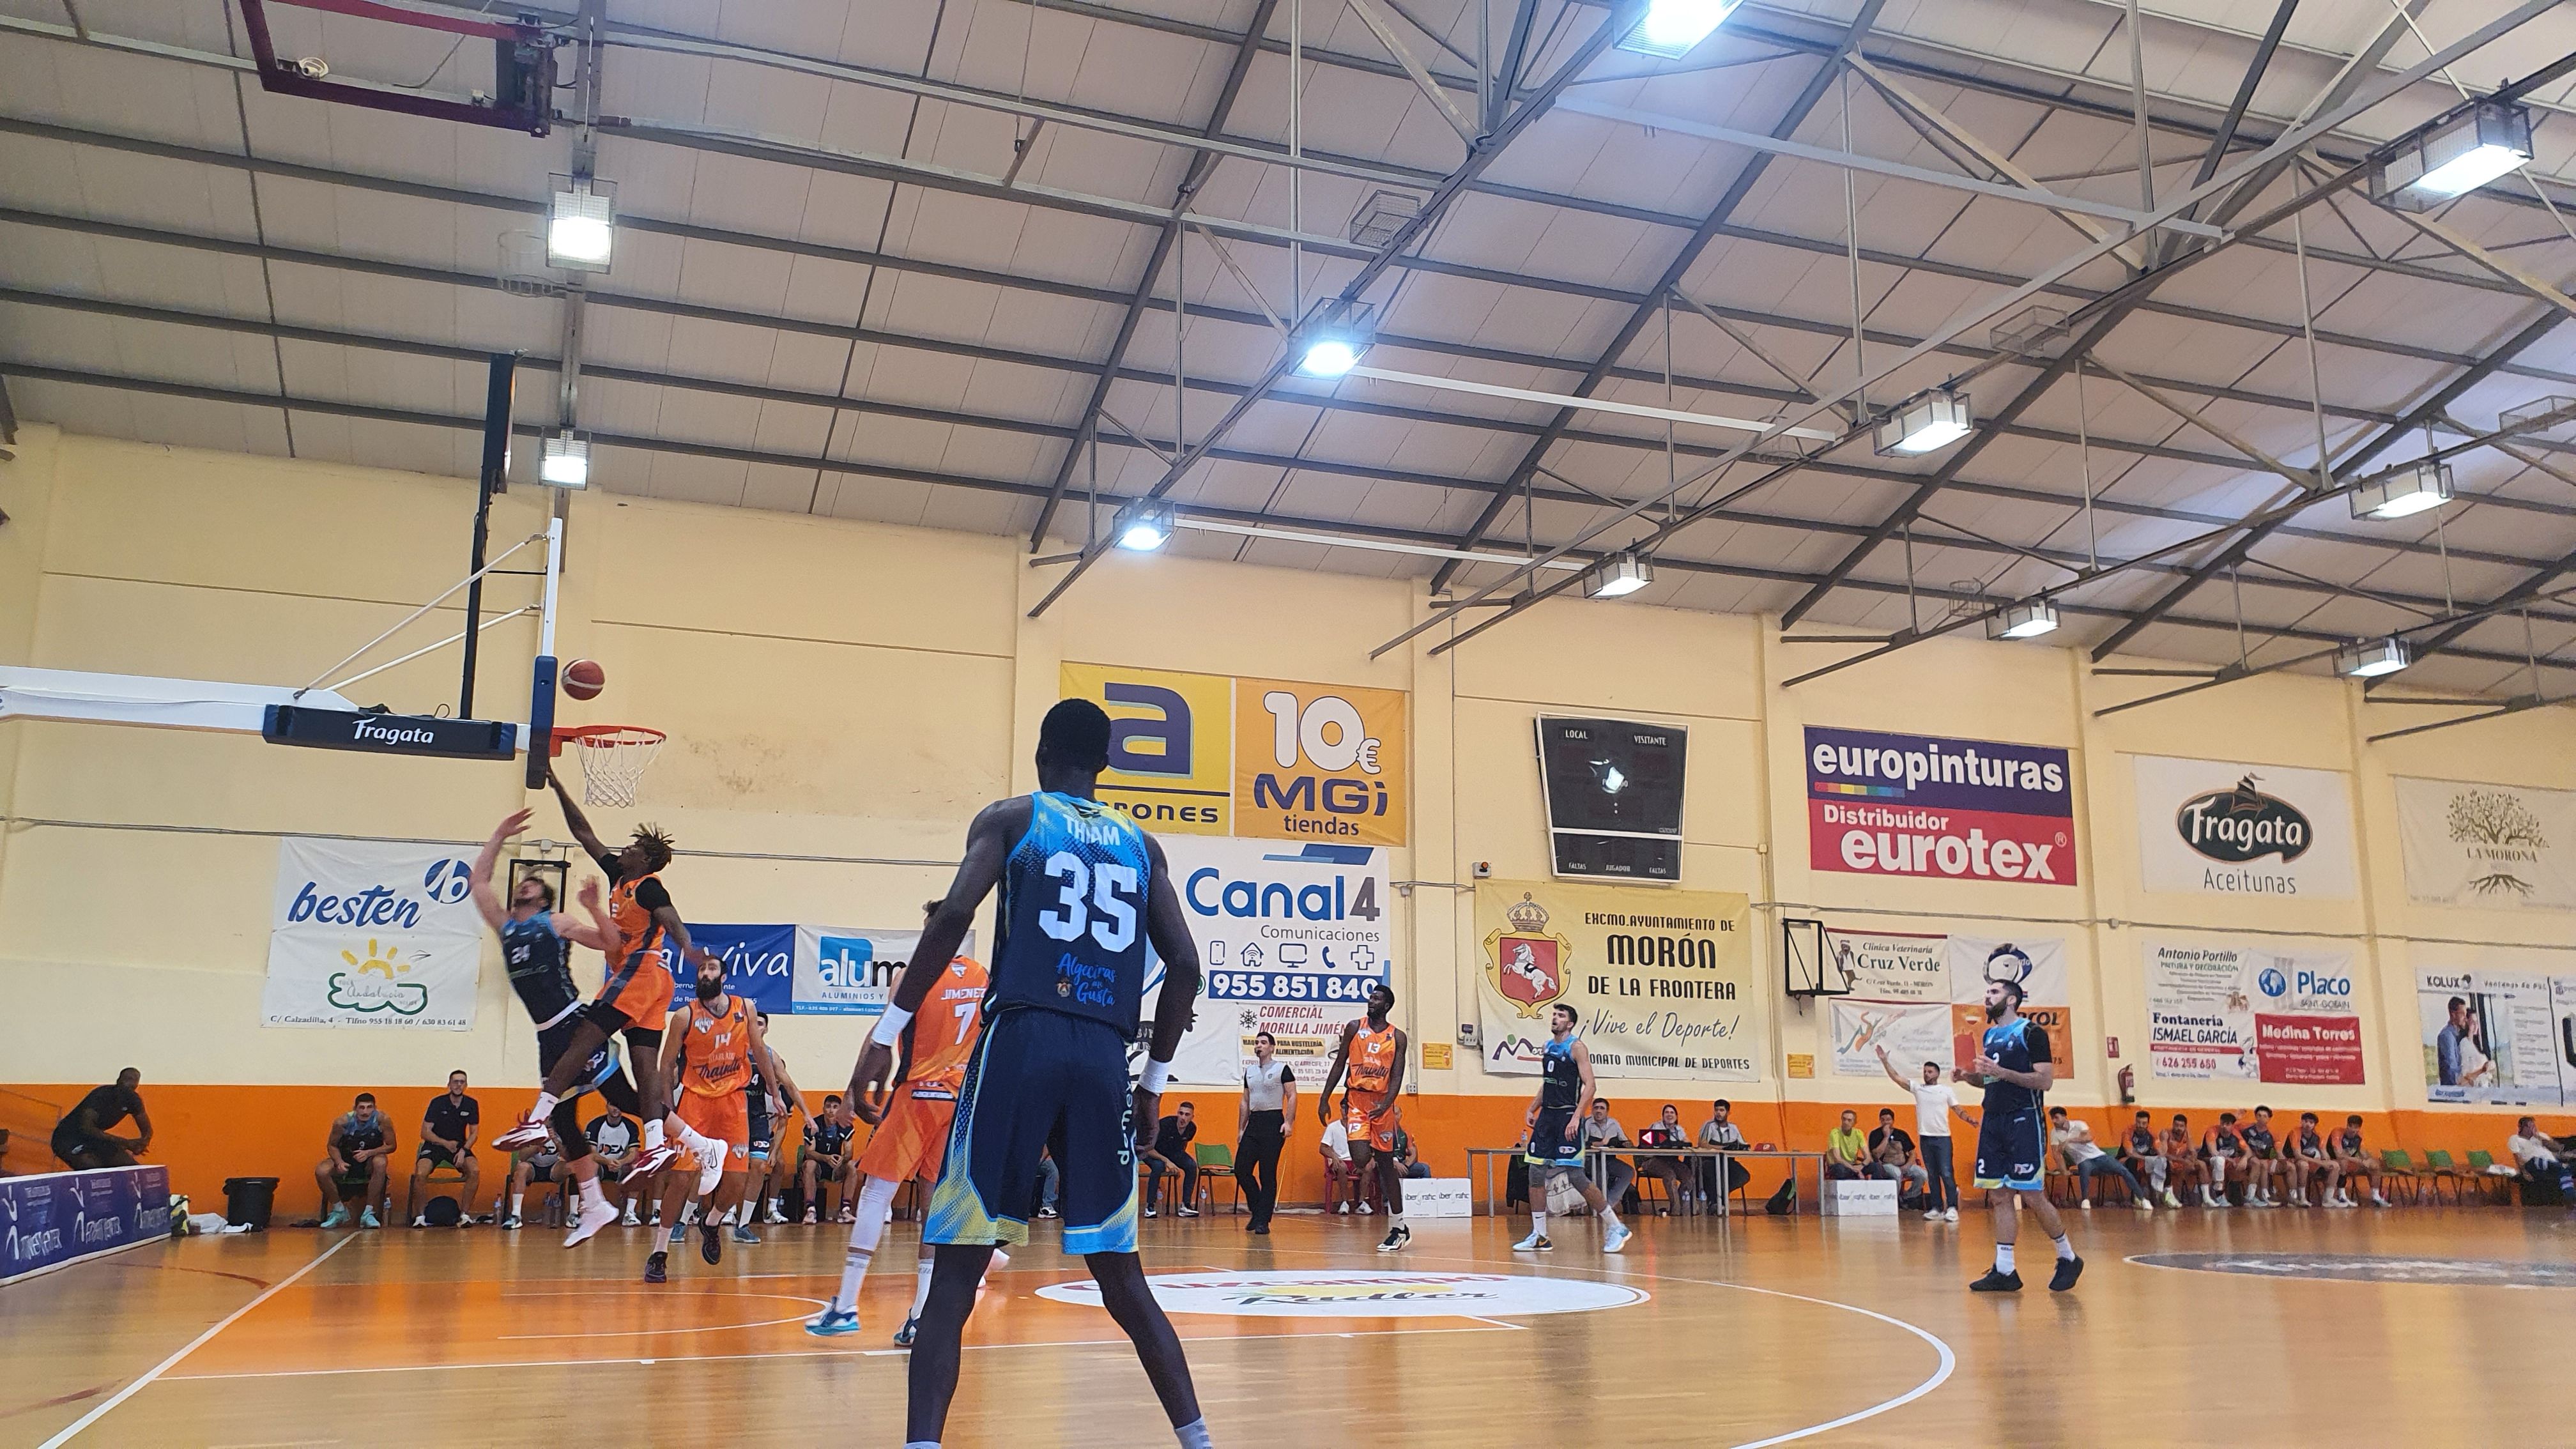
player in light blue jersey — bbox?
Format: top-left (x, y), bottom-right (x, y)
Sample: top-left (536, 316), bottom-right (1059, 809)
top-left (847, 699), bottom-right (1211, 1449)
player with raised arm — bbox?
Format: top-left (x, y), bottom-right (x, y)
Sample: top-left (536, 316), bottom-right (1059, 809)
top-left (845, 700), bottom-right (1213, 1449)
top-left (806, 902), bottom-right (1003, 1346)
top-left (466, 809), bottom-right (634, 1246)
top-left (1514, 1003), bottom-right (1629, 1255)
top-left (494, 769), bottom-right (710, 1178)
top-left (1319, 982), bottom-right (1411, 1254)
top-left (1961, 979), bottom-right (2082, 1293)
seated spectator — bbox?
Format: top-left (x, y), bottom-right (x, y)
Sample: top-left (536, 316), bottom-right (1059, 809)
top-left (2331, 1114), bottom-right (2389, 1207)
top-left (2240, 1105), bottom-right (2285, 1207)
top-left (1825, 1109), bottom-right (1867, 1181)
top-left (1697, 1099), bottom-right (1752, 1204)
top-left (2199, 1111), bottom-right (2247, 1208)
top-left (1143, 1101), bottom-right (1200, 1218)
top-left (1391, 1126), bottom-right (1432, 1180)
top-left (1321, 1115), bottom-right (1364, 1214)
top-left (52, 1067), bottom-right (151, 1170)
top-left (314, 1092), bottom-right (395, 1229)
top-left (585, 1106), bottom-right (641, 1225)
top-left (408, 1070), bottom-right (483, 1228)
top-left (2117, 1110), bottom-right (2178, 1208)
top-left (2048, 1107), bottom-right (2150, 1211)
top-left (2287, 1110), bottom-right (2343, 1208)
top-left (1581, 1100), bottom-right (1635, 1208)
top-left (1866, 1108), bottom-right (1930, 1205)
top-left (502, 1132), bottom-right (564, 1229)
top-left (1635, 1105), bottom-right (1696, 1215)
top-left (2161, 1114), bottom-right (2209, 1202)
top-left (2508, 1116), bottom-right (2568, 1202)
top-left (801, 1096), bottom-right (857, 1223)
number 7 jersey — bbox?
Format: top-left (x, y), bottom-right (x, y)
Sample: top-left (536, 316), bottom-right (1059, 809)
top-left (992, 792), bottom-right (1154, 1039)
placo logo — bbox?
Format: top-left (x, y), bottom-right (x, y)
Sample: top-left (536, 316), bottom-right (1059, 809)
top-left (2295, 968), bottom-right (2351, 997)
top-left (1038, 1270), bottom-right (1644, 1319)
top-left (2258, 967), bottom-right (2288, 998)
top-left (2177, 775), bottom-right (2312, 863)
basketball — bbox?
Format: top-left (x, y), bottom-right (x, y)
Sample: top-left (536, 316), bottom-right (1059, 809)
top-left (562, 659), bottom-right (606, 701)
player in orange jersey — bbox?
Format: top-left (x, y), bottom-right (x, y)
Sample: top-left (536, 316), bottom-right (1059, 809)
top-left (808, 904), bottom-right (1006, 1344)
top-left (643, 952), bottom-right (786, 1284)
top-left (1320, 981), bottom-right (1411, 1253)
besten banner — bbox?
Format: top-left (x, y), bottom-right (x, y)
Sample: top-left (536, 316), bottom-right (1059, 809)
top-left (263, 838), bottom-right (484, 1030)
top-left (1163, 838), bottom-right (1393, 1085)
top-left (1062, 663), bottom-right (1408, 845)
top-left (2146, 938), bottom-right (2364, 1085)
top-left (1475, 879), bottom-right (1758, 1080)
top-left (2396, 777), bottom-right (2576, 910)
top-left (2132, 756), bottom-right (2356, 899)
top-left (1805, 726), bottom-right (2074, 887)
top-left (2416, 963), bottom-right (2574, 1106)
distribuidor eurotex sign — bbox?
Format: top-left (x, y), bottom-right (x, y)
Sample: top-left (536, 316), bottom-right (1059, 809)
top-left (1805, 726), bottom-right (2075, 887)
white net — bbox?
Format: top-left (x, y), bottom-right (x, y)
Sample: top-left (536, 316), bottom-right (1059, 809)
top-left (567, 726), bottom-right (663, 808)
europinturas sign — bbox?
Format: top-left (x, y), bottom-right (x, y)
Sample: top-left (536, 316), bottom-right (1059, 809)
top-left (1060, 663), bottom-right (1408, 847)
top-left (1805, 726), bottom-right (2075, 887)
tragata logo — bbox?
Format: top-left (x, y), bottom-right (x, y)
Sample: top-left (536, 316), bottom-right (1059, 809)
top-left (2177, 774), bottom-right (2311, 864)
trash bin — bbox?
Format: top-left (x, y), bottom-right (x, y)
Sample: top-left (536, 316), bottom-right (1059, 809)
top-left (222, 1176), bottom-right (280, 1230)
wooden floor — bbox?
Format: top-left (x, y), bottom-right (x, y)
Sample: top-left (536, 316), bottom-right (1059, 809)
top-left (8, 1202), bottom-right (2574, 1446)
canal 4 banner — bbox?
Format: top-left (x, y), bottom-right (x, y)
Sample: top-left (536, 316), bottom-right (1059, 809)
top-left (2132, 756), bottom-right (2357, 899)
top-left (1475, 878), bottom-right (1759, 1081)
top-left (1159, 838), bottom-right (1392, 1086)
top-left (1805, 726), bottom-right (2075, 887)
top-left (2146, 938), bottom-right (2365, 1085)
top-left (2, 1165), bottom-right (172, 1284)
top-left (262, 838), bottom-right (484, 1030)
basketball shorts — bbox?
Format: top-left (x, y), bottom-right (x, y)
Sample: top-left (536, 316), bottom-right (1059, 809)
top-left (859, 1085), bottom-right (958, 1186)
top-left (1344, 1090), bottom-right (1399, 1153)
top-left (1973, 1109), bottom-right (2045, 1192)
top-left (592, 954), bottom-right (675, 1031)
top-left (676, 1089), bottom-right (751, 1173)
top-left (747, 1099), bottom-right (774, 1162)
top-left (417, 1145), bottom-right (468, 1171)
top-left (928, 1007), bottom-right (1137, 1255)
top-left (1525, 1108), bottom-right (1586, 1169)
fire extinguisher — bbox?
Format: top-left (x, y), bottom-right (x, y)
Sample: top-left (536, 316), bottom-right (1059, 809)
top-left (2117, 1065), bottom-right (2136, 1106)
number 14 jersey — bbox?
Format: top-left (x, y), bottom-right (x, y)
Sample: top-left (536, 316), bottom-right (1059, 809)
top-left (992, 792), bottom-right (1154, 1040)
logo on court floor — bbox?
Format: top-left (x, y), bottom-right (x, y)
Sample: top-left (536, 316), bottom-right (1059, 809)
top-left (1037, 1269), bottom-right (1644, 1319)
top-left (2134, 1253), bottom-right (2576, 1288)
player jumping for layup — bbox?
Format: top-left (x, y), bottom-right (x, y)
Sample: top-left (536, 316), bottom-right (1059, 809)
top-left (1319, 982), bottom-right (1409, 1253)
top-left (848, 700), bottom-right (1212, 1449)
top-left (467, 810), bottom-right (634, 1247)
top-left (495, 769), bottom-right (707, 1177)
top-left (1963, 977), bottom-right (2082, 1293)
top-left (1514, 1003), bottom-right (1630, 1255)
top-left (807, 902), bottom-right (1002, 1346)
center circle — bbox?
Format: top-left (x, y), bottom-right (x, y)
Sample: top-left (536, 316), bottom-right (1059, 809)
top-left (1036, 1269), bottom-right (1647, 1319)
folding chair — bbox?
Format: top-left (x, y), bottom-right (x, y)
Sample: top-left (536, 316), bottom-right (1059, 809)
top-left (2464, 1150), bottom-right (2513, 1205)
top-left (1195, 1142), bottom-right (1239, 1214)
top-left (2378, 1149), bottom-right (2425, 1204)
top-left (2420, 1149), bottom-right (2467, 1205)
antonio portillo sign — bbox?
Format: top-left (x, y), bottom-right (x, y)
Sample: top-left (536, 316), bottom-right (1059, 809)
top-left (1805, 726), bottom-right (2075, 887)
top-left (2131, 756), bottom-right (2355, 898)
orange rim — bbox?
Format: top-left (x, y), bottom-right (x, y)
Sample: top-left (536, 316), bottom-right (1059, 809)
top-left (548, 724), bottom-right (666, 758)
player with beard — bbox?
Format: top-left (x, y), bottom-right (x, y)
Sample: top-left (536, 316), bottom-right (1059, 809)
top-left (1512, 1003), bottom-right (1629, 1254)
top-left (643, 953), bottom-right (784, 1284)
top-left (1319, 983), bottom-right (1411, 1254)
top-left (1963, 978), bottom-right (2082, 1293)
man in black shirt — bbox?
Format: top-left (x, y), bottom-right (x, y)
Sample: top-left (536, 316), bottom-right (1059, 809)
top-left (802, 1095), bottom-right (857, 1224)
top-left (1867, 1108), bottom-right (1929, 1202)
top-left (408, 1070), bottom-right (482, 1226)
top-left (52, 1068), bottom-right (151, 1169)
top-left (1143, 1101), bottom-right (1200, 1218)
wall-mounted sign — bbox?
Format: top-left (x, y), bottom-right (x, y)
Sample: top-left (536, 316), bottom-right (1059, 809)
top-left (1805, 726), bottom-right (2075, 886)
top-left (1536, 716), bottom-right (1687, 880)
top-left (2132, 756), bottom-right (2354, 898)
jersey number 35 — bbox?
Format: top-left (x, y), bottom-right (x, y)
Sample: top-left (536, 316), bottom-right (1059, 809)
top-left (1038, 852), bottom-right (1140, 952)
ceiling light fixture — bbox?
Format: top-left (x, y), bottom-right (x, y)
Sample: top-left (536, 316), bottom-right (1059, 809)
top-left (539, 430), bottom-right (590, 487)
top-left (2336, 636), bottom-right (2412, 678)
top-left (1584, 551), bottom-right (1653, 599)
top-left (2368, 99), bottom-right (2533, 211)
top-left (1616, 0), bottom-right (1745, 59)
top-left (1873, 387), bottom-right (1974, 456)
top-left (1294, 302), bottom-right (1377, 379)
top-left (1116, 499), bottom-right (1176, 551)
top-left (1987, 599), bottom-right (2060, 640)
top-left (546, 175), bottom-right (616, 272)
top-left (2350, 459), bottom-right (2453, 520)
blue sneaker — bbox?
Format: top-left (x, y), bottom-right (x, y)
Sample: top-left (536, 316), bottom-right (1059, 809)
top-left (805, 1307), bottom-right (862, 1338)
top-left (320, 1204), bottom-right (350, 1229)
top-left (732, 1223), bottom-right (760, 1245)
top-left (1602, 1221), bottom-right (1632, 1255)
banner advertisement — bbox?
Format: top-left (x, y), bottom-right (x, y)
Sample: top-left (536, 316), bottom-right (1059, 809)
top-left (2146, 938), bottom-right (2364, 1084)
top-left (1475, 879), bottom-right (1758, 1080)
top-left (1, 1166), bottom-right (172, 1284)
top-left (263, 838), bottom-right (484, 1030)
top-left (2416, 963), bottom-right (2575, 1106)
top-left (2131, 756), bottom-right (2357, 899)
top-left (674, 926), bottom-right (796, 1017)
top-left (1825, 930), bottom-right (1951, 1077)
top-left (2396, 777), bottom-right (2576, 910)
top-left (1061, 663), bottom-right (1409, 845)
top-left (1160, 838), bottom-right (1393, 1086)
top-left (1804, 726), bottom-right (2075, 887)
top-left (790, 925), bottom-right (975, 1017)
top-left (1947, 935), bottom-right (2073, 1075)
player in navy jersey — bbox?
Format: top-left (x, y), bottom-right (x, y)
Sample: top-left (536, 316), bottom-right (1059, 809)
top-left (1513, 1003), bottom-right (1628, 1254)
top-left (847, 700), bottom-right (1211, 1449)
top-left (1961, 977), bottom-right (2082, 1292)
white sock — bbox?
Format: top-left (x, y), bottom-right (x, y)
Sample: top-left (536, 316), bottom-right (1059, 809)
top-left (910, 1257), bottom-right (935, 1319)
top-left (2052, 1234), bottom-right (2075, 1261)
top-left (510, 1193), bottom-right (524, 1218)
top-left (1529, 1211), bottom-right (1547, 1236)
top-left (644, 1118), bottom-right (665, 1149)
top-left (578, 1176), bottom-right (606, 1210)
top-left (530, 1092), bottom-right (559, 1121)
top-left (831, 1177), bottom-right (901, 1314)
top-left (1176, 1417), bottom-right (1214, 1449)
top-left (1995, 1242), bottom-right (2016, 1273)
top-left (1598, 1204), bottom-right (1621, 1228)
top-left (1388, 1213), bottom-right (1406, 1230)
top-left (651, 1225), bottom-right (672, 1253)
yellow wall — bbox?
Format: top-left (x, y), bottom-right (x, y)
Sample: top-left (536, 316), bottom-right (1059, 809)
top-left (7, 424), bottom-right (2576, 1199)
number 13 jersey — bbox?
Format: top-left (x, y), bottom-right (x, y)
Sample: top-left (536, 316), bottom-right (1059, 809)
top-left (992, 792), bottom-right (1154, 1040)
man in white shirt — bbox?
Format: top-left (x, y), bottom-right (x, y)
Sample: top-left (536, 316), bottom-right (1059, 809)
top-left (1877, 1045), bottom-right (1961, 1221)
top-left (2508, 1117), bottom-right (2568, 1204)
top-left (1320, 1117), bottom-right (1366, 1214)
top-left (2048, 1106), bottom-right (2152, 1212)
top-left (1580, 1100), bottom-right (1635, 1206)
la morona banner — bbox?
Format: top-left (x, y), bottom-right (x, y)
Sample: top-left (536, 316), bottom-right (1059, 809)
top-left (264, 838), bottom-right (485, 1030)
top-left (1475, 878), bottom-right (1758, 1080)
top-left (2396, 777), bottom-right (2576, 910)
top-left (1825, 929), bottom-right (2074, 1077)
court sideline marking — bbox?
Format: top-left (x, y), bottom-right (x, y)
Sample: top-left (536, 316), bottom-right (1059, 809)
top-left (38, 1234), bottom-right (358, 1448)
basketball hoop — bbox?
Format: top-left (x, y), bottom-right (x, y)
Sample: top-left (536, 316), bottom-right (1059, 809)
top-left (551, 725), bottom-right (665, 808)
